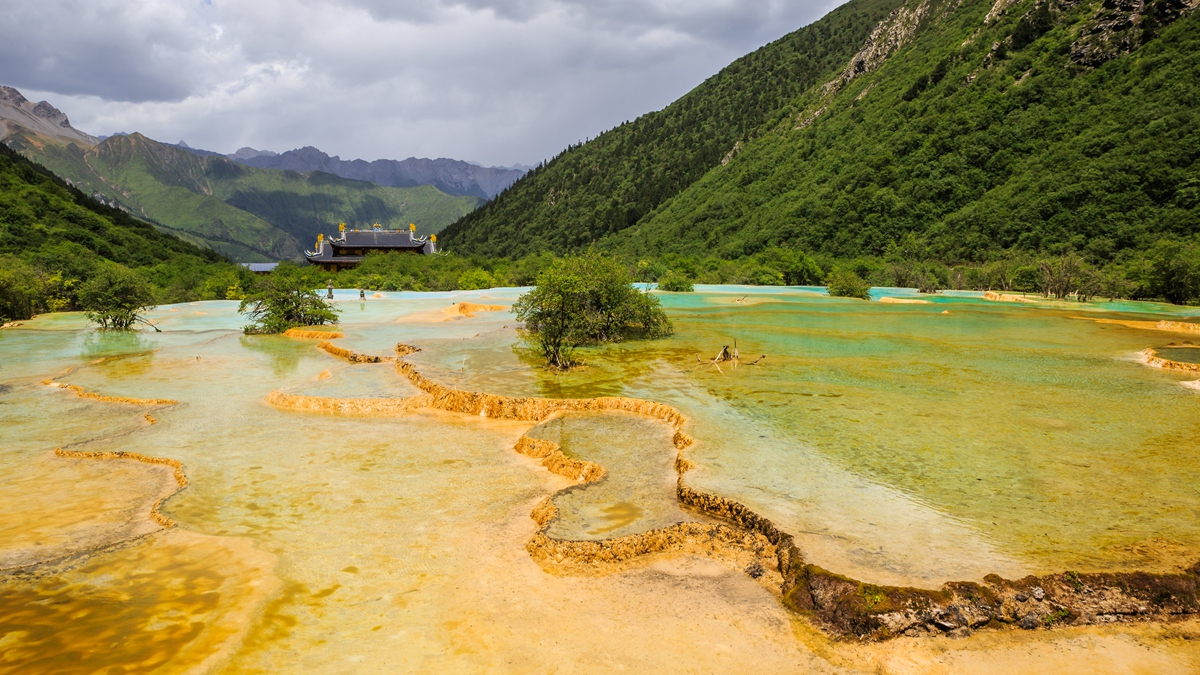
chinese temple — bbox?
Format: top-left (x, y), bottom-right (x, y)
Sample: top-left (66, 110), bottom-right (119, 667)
top-left (305, 223), bottom-right (437, 272)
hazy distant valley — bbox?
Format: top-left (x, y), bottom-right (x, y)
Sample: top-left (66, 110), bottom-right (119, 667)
top-left (0, 86), bottom-right (524, 261)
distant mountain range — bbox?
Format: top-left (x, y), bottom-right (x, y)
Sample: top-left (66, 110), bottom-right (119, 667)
top-left (159, 141), bottom-right (527, 200)
top-left (0, 87), bottom-right (496, 261)
top-left (231, 147), bottom-right (525, 201)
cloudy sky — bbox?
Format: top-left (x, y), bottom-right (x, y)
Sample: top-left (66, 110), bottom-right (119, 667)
top-left (1, 0), bottom-right (838, 167)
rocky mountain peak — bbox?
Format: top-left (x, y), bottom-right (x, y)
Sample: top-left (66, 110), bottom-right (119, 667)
top-left (31, 100), bottom-right (71, 128)
top-left (0, 85), bottom-right (98, 146)
top-left (230, 146), bottom-right (278, 161)
top-left (0, 86), bottom-right (29, 107)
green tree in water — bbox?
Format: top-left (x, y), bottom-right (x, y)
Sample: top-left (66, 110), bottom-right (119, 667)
top-left (826, 270), bottom-right (871, 300)
top-left (514, 252), bottom-right (672, 368)
top-left (239, 263), bottom-right (339, 334)
top-left (78, 264), bottom-right (159, 330)
top-left (657, 271), bottom-right (695, 292)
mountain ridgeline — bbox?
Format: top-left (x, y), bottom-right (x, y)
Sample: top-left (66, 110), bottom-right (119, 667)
top-left (233, 146), bottom-right (525, 200)
top-left (441, 0), bottom-right (1200, 268)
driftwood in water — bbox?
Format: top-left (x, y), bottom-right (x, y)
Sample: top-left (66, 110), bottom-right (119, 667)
top-left (696, 341), bottom-right (765, 373)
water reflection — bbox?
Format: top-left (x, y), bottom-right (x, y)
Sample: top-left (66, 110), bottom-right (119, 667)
top-left (78, 329), bottom-right (154, 361)
top-left (238, 334), bottom-right (304, 376)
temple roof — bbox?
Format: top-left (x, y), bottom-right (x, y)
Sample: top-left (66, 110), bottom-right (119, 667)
top-left (339, 230), bottom-right (425, 248)
top-left (305, 227), bottom-right (436, 265)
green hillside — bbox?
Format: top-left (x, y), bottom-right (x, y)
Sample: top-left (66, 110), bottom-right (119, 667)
top-left (441, 0), bottom-right (1199, 271)
top-left (7, 133), bottom-right (480, 262)
top-left (437, 0), bottom-right (907, 256)
top-left (618, 0), bottom-right (1200, 262)
top-left (0, 142), bottom-right (246, 321)
top-left (204, 156), bottom-right (479, 250)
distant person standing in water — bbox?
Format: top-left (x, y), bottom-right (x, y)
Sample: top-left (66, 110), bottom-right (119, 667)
top-left (360, 289), bottom-right (366, 301)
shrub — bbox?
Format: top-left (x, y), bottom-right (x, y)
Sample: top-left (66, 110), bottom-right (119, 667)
top-left (513, 252), bottom-right (672, 368)
top-left (657, 272), bottom-right (694, 292)
top-left (239, 263), bottom-right (339, 334)
top-left (826, 270), bottom-right (871, 300)
top-left (78, 264), bottom-right (158, 330)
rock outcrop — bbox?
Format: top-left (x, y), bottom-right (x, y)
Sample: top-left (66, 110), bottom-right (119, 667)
top-left (1071, 0), bottom-right (1197, 67)
top-left (822, 0), bottom-right (933, 96)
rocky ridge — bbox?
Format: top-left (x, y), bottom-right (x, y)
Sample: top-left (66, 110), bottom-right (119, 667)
top-left (0, 86), bottom-right (98, 147)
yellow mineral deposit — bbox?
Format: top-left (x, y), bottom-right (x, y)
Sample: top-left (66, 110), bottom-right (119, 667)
top-left (983, 290), bottom-right (1037, 302)
top-left (282, 327), bottom-right (345, 340)
top-left (264, 389), bottom-right (430, 416)
top-left (44, 381), bottom-right (178, 406)
top-left (0, 529), bottom-right (278, 675)
top-left (0, 452), bottom-right (178, 571)
top-left (54, 448), bottom-right (189, 527)
top-left (879, 297), bottom-right (932, 304)
top-left (301, 340), bottom-right (1200, 645)
top-left (1087, 318), bottom-right (1200, 334)
top-left (1140, 346), bottom-right (1200, 373)
top-left (514, 434), bottom-right (607, 482)
top-left (396, 301), bottom-right (509, 323)
top-left (446, 301), bottom-right (508, 316)
top-left (316, 340), bottom-right (391, 363)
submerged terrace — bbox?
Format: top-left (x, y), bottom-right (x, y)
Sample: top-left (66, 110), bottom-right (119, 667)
top-left (2, 286), bottom-right (1200, 672)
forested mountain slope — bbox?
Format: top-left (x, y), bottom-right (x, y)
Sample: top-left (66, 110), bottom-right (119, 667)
top-left (616, 0), bottom-right (1200, 262)
top-left (0, 143), bottom-right (219, 266)
top-left (438, 0), bottom-right (907, 256)
top-left (0, 142), bottom-right (243, 321)
top-left (443, 0), bottom-right (1198, 266)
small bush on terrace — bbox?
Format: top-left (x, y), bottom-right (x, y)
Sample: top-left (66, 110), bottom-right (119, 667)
top-left (826, 270), bottom-right (871, 300)
top-left (78, 264), bottom-right (159, 330)
top-left (657, 271), bottom-right (695, 292)
top-left (239, 263), bottom-right (339, 334)
top-left (513, 252), bottom-right (672, 368)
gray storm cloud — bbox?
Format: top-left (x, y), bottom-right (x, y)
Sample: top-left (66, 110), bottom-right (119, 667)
top-left (0, 0), bottom-right (837, 166)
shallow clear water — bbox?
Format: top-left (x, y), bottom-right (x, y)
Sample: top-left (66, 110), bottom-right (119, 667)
top-left (2, 288), bottom-right (1199, 672)
top-left (1157, 346), bottom-right (1200, 364)
top-left (527, 411), bottom-right (704, 540)
top-left (529, 290), bottom-right (1200, 584)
